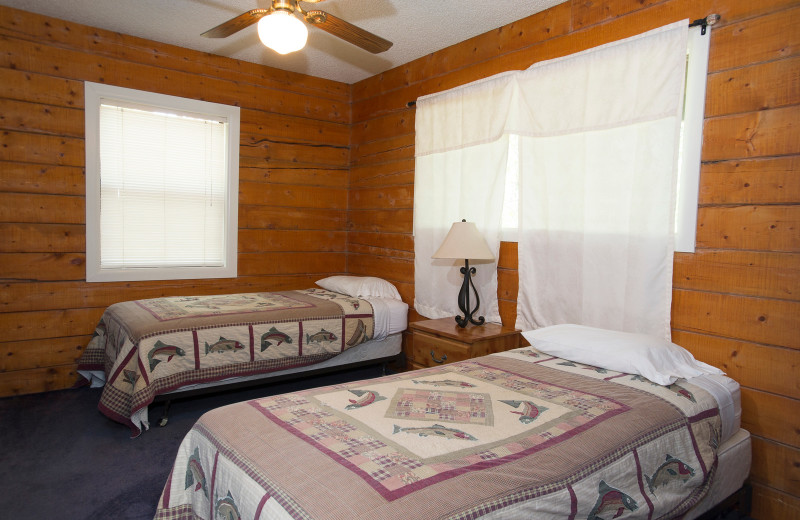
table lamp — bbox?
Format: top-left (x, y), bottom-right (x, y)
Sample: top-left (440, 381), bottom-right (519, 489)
top-left (432, 220), bottom-right (495, 327)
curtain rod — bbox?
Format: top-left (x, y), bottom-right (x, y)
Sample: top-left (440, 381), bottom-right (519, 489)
top-left (406, 14), bottom-right (720, 108)
top-left (689, 13), bottom-right (721, 34)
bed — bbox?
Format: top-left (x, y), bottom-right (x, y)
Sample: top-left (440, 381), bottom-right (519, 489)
top-left (76, 276), bottom-right (409, 437)
top-left (154, 324), bottom-right (751, 519)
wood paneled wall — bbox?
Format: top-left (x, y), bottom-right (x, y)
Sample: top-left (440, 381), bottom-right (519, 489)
top-left (0, 1), bottom-right (797, 517)
top-left (348, 0), bottom-right (799, 517)
top-left (0, 6), bottom-right (352, 394)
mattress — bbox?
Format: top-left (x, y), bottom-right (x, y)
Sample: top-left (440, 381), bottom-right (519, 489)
top-left (367, 297), bottom-right (410, 338)
top-left (686, 428), bottom-right (752, 519)
top-left (681, 372), bottom-right (750, 518)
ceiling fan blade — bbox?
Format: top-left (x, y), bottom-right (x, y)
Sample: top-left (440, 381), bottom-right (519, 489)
top-left (305, 10), bottom-right (392, 54)
top-left (202, 9), bottom-right (270, 38)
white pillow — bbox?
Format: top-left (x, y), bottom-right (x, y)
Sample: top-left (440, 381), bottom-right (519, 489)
top-left (521, 324), bottom-right (723, 386)
top-left (316, 276), bottom-right (402, 300)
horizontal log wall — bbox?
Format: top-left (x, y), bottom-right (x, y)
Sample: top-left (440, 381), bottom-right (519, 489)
top-left (0, 6), bottom-right (352, 395)
top-left (348, 0), bottom-right (799, 517)
top-left (0, 1), bottom-right (796, 516)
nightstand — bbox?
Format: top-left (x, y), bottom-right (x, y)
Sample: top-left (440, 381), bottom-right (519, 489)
top-left (407, 317), bottom-right (521, 370)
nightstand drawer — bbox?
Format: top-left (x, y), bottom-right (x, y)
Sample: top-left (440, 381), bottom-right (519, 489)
top-left (411, 334), bottom-right (471, 367)
top-left (405, 317), bottom-right (520, 372)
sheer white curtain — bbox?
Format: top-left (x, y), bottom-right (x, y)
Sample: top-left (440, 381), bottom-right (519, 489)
top-left (413, 83), bottom-right (512, 323)
top-left (414, 21), bottom-right (687, 337)
top-left (413, 141), bottom-right (508, 323)
top-left (515, 21), bottom-right (687, 339)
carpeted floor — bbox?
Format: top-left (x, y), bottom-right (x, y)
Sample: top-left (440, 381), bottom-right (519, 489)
top-left (0, 363), bottom-right (754, 520)
top-left (0, 365), bottom-right (384, 520)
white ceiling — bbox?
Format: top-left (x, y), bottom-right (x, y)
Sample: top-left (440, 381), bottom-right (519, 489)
top-left (0, 0), bottom-right (565, 84)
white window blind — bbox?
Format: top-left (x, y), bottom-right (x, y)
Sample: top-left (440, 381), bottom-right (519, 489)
top-left (85, 82), bottom-right (239, 282)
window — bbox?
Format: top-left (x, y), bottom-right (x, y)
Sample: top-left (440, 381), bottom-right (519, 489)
top-left (415, 21), bottom-right (696, 334)
top-left (500, 24), bottom-right (711, 252)
top-left (84, 82), bottom-right (240, 282)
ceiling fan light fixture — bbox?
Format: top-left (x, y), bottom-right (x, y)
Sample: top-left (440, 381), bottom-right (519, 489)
top-left (257, 10), bottom-right (308, 55)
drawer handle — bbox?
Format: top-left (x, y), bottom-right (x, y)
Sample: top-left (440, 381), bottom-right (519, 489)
top-left (430, 350), bottom-right (447, 364)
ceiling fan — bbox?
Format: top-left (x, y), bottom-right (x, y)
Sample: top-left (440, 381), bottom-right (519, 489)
top-left (202, 0), bottom-right (393, 55)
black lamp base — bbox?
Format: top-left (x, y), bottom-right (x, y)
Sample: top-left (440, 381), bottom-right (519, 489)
top-left (455, 259), bottom-right (485, 328)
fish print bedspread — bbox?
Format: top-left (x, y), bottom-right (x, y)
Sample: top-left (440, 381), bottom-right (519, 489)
top-left (77, 289), bottom-right (374, 436)
top-left (154, 347), bottom-right (723, 520)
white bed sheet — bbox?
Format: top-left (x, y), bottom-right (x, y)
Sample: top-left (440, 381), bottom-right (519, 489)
top-left (365, 296), bottom-right (409, 338)
top-left (687, 372), bottom-right (742, 444)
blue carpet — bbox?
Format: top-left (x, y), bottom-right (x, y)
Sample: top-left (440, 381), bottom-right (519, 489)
top-left (0, 365), bottom-right (384, 520)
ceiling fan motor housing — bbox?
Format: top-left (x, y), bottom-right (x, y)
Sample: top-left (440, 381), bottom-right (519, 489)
top-left (273, 0), bottom-right (297, 13)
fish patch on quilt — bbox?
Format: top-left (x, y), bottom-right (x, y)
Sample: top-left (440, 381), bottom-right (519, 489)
top-left (77, 288), bottom-right (375, 436)
top-left (249, 360), bottom-right (630, 499)
top-left (496, 347), bottom-right (715, 418)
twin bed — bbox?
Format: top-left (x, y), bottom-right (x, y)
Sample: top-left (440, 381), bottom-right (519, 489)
top-left (78, 277), bottom-right (751, 519)
top-left (151, 324), bottom-right (751, 520)
top-left (77, 276), bottom-right (409, 436)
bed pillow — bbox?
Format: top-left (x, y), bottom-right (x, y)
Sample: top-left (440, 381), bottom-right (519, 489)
top-left (316, 276), bottom-right (402, 300)
top-left (521, 324), bottom-right (723, 386)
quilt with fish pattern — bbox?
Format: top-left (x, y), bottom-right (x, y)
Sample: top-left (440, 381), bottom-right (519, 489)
top-left (77, 289), bottom-right (375, 436)
top-left (154, 347), bottom-right (724, 520)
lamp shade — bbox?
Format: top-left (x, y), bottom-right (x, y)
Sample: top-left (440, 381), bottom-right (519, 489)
top-left (432, 221), bottom-right (495, 261)
top-left (257, 11), bottom-right (308, 55)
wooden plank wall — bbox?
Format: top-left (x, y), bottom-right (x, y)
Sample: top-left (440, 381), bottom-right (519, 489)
top-left (0, 6), bottom-right (352, 395)
top-left (348, 0), bottom-right (799, 517)
top-left (0, 1), bottom-right (796, 517)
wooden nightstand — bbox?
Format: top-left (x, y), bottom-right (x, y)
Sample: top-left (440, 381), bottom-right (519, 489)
top-left (407, 317), bottom-right (521, 370)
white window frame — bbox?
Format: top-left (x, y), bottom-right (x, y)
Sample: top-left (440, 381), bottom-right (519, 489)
top-left (84, 82), bottom-right (240, 282)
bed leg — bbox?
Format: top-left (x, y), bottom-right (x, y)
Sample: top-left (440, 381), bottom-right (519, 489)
top-left (738, 482), bottom-right (753, 515)
top-left (159, 400), bottom-right (172, 427)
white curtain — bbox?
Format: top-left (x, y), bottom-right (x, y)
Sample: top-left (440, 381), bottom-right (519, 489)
top-left (414, 21), bottom-right (688, 337)
top-left (413, 133), bottom-right (507, 323)
top-left (515, 21), bottom-right (687, 339)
